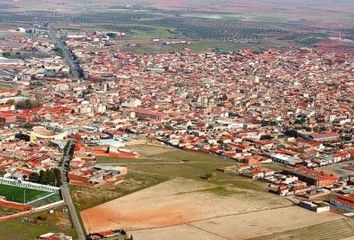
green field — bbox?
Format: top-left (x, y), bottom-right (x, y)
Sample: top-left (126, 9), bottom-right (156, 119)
top-left (96, 144), bottom-right (268, 191)
top-left (96, 144), bottom-right (233, 179)
top-left (129, 26), bottom-right (176, 40)
top-left (0, 184), bottom-right (51, 204)
top-left (128, 39), bottom-right (287, 54)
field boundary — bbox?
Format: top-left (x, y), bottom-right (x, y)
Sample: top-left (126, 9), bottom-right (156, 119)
top-left (0, 200), bottom-right (65, 222)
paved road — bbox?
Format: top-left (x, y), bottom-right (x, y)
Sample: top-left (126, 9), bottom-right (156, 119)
top-left (61, 141), bottom-right (86, 240)
top-left (47, 25), bottom-right (83, 80)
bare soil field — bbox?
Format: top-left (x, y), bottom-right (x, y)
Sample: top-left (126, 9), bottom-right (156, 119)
top-left (81, 177), bottom-right (292, 234)
top-left (250, 218), bottom-right (354, 240)
top-left (131, 206), bottom-right (343, 240)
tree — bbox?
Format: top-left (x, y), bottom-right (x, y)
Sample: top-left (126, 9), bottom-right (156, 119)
top-left (260, 134), bottom-right (273, 140)
top-left (6, 99), bottom-right (15, 105)
top-left (45, 170), bottom-right (55, 186)
top-left (284, 130), bottom-right (298, 138)
top-left (2, 52), bottom-right (11, 58)
top-left (106, 32), bottom-right (117, 39)
top-left (15, 99), bottom-right (40, 110)
top-left (53, 168), bottom-right (62, 186)
top-left (29, 169), bottom-right (62, 187)
top-left (29, 172), bottom-right (40, 183)
top-left (39, 170), bottom-right (46, 184)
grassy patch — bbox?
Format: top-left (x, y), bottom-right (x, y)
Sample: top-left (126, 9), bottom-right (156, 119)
top-left (0, 209), bottom-right (76, 240)
top-left (0, 206), bottom-right (20, 216)
top-left (97, 144), bottom-right (268, 191)
top-left (201, 186), bottom-right (245, 197)
top-left (129, 26), bottom-right (175, 40)
top-left (97, 146), bottom-right (233, 181)
top-left (128, 39), bottom-right (287, 54)
top-left (208, 171), bottom-right (267, 192)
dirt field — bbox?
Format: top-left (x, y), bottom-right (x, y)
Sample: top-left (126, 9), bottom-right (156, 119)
top-left (130, 206), bottom-right (343, 240)
top-left (250, 218), bottom-right (354, 240)
top-left (81, 177), bottom-right (346, 239)
top-left (81, 144), bottom-right (347, 239)
top-left (128, 143), bottom-right (176, 157)
top-left (81, 177), bottom-right (292, 234)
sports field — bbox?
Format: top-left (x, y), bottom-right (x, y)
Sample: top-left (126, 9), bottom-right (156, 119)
top-left (0, 184), bottom-right (51, 204)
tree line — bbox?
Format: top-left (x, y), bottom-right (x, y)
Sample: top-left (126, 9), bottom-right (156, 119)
top-left (28, 168), bottom-right (62, 187)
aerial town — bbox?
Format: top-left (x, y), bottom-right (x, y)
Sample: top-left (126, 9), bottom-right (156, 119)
top-left (0, 0), bottom-right (353, 240)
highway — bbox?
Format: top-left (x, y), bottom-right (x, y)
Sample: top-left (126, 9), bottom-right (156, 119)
top-left (61, 141), bottom-right (86, 240)
top-left (47, 25), bottom-right (83, 80)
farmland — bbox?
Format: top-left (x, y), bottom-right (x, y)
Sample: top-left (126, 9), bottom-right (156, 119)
top-left (251, 218), bottom-right (354, 240)
top-left (2, 0), bottom-right (354, 28)
top-left (130, 208), bottom-right (345, 240)
top-left (0, 2), bottom-right (349, 52)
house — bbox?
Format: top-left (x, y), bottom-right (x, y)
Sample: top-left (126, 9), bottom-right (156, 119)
top-left (283, 167), bottom-right (339, 187)
top-left (299, 201), bottom-right (330, 213)
top-left (38, 232), bottom-right (72, 240)
top-left (299, 132), bottom-right (340, 142)
top-left (330, 194), bottom-right (354, 212)
top-left (270, 154), bottom-right (303, 166)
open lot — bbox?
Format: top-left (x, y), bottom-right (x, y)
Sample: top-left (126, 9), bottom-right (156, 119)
top-left (251, 218), bottom-right (354, 240)
top-left (71, 171), bottom-right (167, 211)
top-left (127, 143), bottom-right (176, 156)
top-left (131, 209), bottom-right (345, 240)
top-left (81, 178), bottom-right (343, 239)
top-left (80, 143), bottom-right (349, 239)
top-left (78, 143), bottom-right (350, 239)
top-left (81, 177), bottom-right (292, 233)
top-left (75, 143), bottom-right (270, 212)
top-left (97, 143), bottom-right (267, 191)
